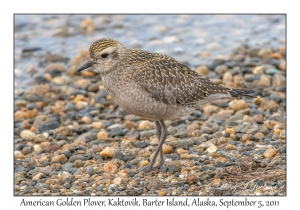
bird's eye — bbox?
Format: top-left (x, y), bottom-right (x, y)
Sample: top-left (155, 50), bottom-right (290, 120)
top-left (101, 53), bottom-right (109, 58)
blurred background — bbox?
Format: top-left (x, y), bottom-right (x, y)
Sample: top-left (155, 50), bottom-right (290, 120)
top-left (14, 14), bottom-right (285, 92)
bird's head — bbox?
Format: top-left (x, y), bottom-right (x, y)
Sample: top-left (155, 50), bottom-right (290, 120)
top-left (77, 38), bottom-right (126, 74)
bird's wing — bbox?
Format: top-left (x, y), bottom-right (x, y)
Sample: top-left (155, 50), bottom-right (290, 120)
top-left (129, 54), bottom-right (232, 107)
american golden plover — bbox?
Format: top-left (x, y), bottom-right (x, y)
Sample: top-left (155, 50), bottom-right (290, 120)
top-left (78, 38), bottom-right (254, 172)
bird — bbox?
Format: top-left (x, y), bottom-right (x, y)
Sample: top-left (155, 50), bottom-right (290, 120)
top-left (77, 38), bottom-right (254, 172)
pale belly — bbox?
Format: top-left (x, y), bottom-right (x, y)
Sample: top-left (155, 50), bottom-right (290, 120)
top-left (101, 76), bottom-right (230, 121)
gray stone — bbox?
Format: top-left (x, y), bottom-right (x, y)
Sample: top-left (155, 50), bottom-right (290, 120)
top-left (168, 139), bottom-right (194, 150)
top-left (113, 150), bottom-right (124, 159)
top-left (134, 142), bottom-right (149, 148)
top-left (69, 155), bottom-right (88, 163)
top-left (139, 130), bottom-right (156, 140)
top-left (108, 127), bottom-right (125, 137)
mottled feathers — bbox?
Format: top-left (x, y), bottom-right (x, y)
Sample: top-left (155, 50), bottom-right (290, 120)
top-left (124, 49), bottom-right (253, 107)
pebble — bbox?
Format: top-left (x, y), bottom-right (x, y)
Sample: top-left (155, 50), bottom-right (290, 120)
top-left (76, 101), bottom-right (88, 109)
top-left (113, 151), bottom-right (124, 159)
top-left (134, 142), bottom-right (149, 148)
top-left (46, 144), bottom-right (60, 153)
top-left (73, 160), bottom-right (84, 168)
top-left (123, 120), bottom-right (137, 129)
top-left (32, 173), bottom-right (45, 181)
top-left (206, 145), bottom-right (218, 153)
top-left (186, 123), bottom-right (199, 136)
top-left (260, 100), bottom-right (279, 111)
top-left (203, 104), bottom-right (219, 116)
top-left (34, 144), bottom-right (43, 153)
top-left (272, 74), bottom-right (286, 87)
top-left (100, 147), bottom-right (115, 158)
top-left (263, 148), bottom-right (276, 158)
top-left (108, 127), bottom-right (125, 137)
top-left (103, 161), bottom-right (118, 173)
top-left (22, 146), bottom-right (32, 155)
top-left (138, 120), bottom-right (154, 130)
top-left (147, 179), bottom-right (163, 190)
top-left (229, 99), bottom-right (247, 110)
top-left (68, 155), bottom-right (87, 163)
top-left (20, 130), bottom-right (36, 141)
top-left (97, 131), bottom-right (108, 140)
top-left (258, 74), bottom-right (271, 87)
top-left (196, 65), bottom-right (209, 75)
top-left (222, 72), bottom-right (233, 83)
top-left (226, 144), bottom-right (237, 150)
top-left (50, 154), bottom-right (67, 164)
top-left (162, 144), bottom-right (173, 154)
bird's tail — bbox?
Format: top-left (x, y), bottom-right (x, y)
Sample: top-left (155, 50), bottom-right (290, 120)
top-left (227, 88), bottom-right (255, 98)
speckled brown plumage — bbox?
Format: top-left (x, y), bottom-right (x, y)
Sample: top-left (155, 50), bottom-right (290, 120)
top-left (78, 38), bottom-right (254, 172)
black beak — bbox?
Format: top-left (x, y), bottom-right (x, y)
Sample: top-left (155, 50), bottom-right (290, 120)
top-left (77, 60), bottom-right (95, 72)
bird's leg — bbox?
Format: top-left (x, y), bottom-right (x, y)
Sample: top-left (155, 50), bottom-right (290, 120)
top-left (141, 120), bottom-right (167, 172)
top-left (153, 121), bottom-right (165, 169)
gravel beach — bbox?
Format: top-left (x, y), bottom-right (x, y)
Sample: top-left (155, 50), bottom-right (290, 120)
top-left (14, 14), bottom-right (286, 196)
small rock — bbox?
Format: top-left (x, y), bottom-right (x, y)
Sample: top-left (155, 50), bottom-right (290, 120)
top-left (206, 145), bottom-right (218, 153)
top-left (263, 148), bottom-right (276, 158)
top-left (140, 160), bottom-right (149, 167)
top-left (252, 114), bottom-right (264, 124)
top-left (177, 148), bottom-right (188, 155)
top-left (252, 66), bottom-right (264, 75)
top-left (46, 144), bottom-right (60, 153)
top-left (226, 144), bottom-right (237, 150)
top-left (279, 130), bottom-right (286, 139)
top-left (86, 166), bottom-right (95, 175)
top-left (50, 154), bottom-right (68, 164)
top-left (97, 131), bottom-right (108, 140)
top-left (138, 120), bottom-right (154, 130)
top-left (139, 130), bottom-right (156, 140)
top-left (34, 134), bottom-right (46, 143)
top-left (162, 144), bottom-right (172, 154)
top-left (22, 146), bottom-right (32, 155)
top-left (222, 72), bottom-right (233, 83)
top-left (214, 65), bottom-right (228, 74)
top-left (108, 127), bottom-right (125, 137)
top-left (113, 151), bottom-right (124, 159)
top-left (100, 147), bottom-right (115, 158)
top-left (196, 65), bottom-right (209, 75)
top-left (258, 48), bottom-right (273, 58)
top-left (203, 104), bottom-right (219, 116)
top-left (87, 83), bottom-right (99, 92)
top-left (123, 120), bottom-right (137, 129)
top-left (158, 191), bottom-right (167, 196)
top-left (260, 100), bottom-right (279, 111)
top-left (32, 173), bottom-right (45, 181)
top-left (73, 160), bottom-right (84, 168)
top-left (69, 155), bottom-right (87, 163)
top-left (20, 130), bottom-right (36, 141)
top-left (34, 144), bottom-right (43, 154)
top-left (134, 142), bottom-right (149, 148)
top-left (107, 123), bottom-right (122, 131)
top-left (279, 60), bottom-right (286, 71)
top-left (186, 123), bottom-right (200, 136)
top-left (215, 157), bottom-right (227, 163)
top-left (147, 179), bottom-right (163, 190)
top-left (76, 101), bottom-right (88, 109)
top-left (258, 74), bottom-right (271, 87)
top-left (103, 161), bottom-right (118, 173)
top-left (272, 74), bottom-right (286, 87)
top-left (229, 99), bottom-right (248, 110)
